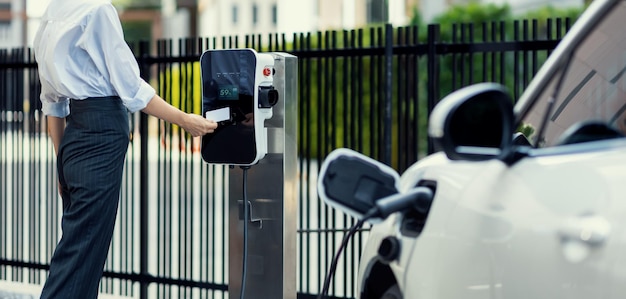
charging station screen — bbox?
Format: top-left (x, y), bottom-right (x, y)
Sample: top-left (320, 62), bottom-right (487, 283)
top-left (201, 50), bottom-right (257, 165)
top-left (218, 85), bottom-right (239, 100)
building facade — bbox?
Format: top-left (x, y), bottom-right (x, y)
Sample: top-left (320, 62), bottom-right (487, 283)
top-left (0, 0), bottom-right (26, 49)
top-left (197, 0), bottom-right (410, 42)
top-left (1, 0), bottom-right (586, 49)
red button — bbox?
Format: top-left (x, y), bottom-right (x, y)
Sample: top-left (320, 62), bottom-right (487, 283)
top-left (263, 67), bottom-right (272, 77)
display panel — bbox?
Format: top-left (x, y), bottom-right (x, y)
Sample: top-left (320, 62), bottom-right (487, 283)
top-left (218, 85), bottom-right (239, 100)
top-left (201, 49), bottom-right (258, 165)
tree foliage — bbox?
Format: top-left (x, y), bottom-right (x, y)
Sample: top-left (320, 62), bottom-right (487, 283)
top-left (432, 2), bottom-right (512, 25)
top-left (410, 1), bottom-right (585, 28)
top-left (406, 1), bottom-right (585, 98)
top-left (113, 0), bottom-right (160, 10)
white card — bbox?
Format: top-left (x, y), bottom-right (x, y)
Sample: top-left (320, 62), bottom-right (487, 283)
top-left (205, 107), bottom-right (231, 122)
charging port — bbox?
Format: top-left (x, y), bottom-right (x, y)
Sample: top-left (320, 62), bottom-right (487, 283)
top-left (258, 86), bottom-right (279, 108)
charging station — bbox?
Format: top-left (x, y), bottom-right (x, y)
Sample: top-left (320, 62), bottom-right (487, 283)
top-left (200, 49), bottom-right (298, 299)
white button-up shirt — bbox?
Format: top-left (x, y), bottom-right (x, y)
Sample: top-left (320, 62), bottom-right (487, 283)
top-left (34, 0), bottom-right (155, 118)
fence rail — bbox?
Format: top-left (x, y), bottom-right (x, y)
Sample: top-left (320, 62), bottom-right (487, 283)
top-left (0, 20), bottom-right (570, 299)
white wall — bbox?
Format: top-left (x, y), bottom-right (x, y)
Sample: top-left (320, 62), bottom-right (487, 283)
top-left (163, 8), bottom-right (189, 42)
top-left (277, 0), bottom-right (316, 36)
top-left (342, 0), bottom-right (356, 29)
top-left (1, 0), bottom-right (29, 48)
top-left (199, 0), bottom-right (316, 44)
top-left (388, 0), bottom-right (408, 26)
top-left (420, 0), bottom-right (447, 23)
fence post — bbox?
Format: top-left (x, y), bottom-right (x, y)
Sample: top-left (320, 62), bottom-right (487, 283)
top-left (137, 40), bottom-right (150, 299)
top-left (427, 24), bottom-right (440, 155)
top-left (383, 23), bottom-right (393, 166)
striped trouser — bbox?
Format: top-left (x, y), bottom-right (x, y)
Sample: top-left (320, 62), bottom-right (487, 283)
top-left (40, 97), bottom-right (130, 299)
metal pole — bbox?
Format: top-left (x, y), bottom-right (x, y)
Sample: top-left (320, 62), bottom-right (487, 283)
top-left (427, 24), bottom-right (440, 155)
top-left (138, 41), bottom-right (150, 299)
top-left (384, 23), bottom-right (393, 166)
top-left (227, 52), bottom-right (298, 299)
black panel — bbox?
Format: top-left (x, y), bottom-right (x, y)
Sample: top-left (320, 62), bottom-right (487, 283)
top-left (201, 50), bottom-right (257, 165)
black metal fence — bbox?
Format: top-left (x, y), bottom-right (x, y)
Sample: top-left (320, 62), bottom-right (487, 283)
top-left (0, 19), bottom-right (571, 299)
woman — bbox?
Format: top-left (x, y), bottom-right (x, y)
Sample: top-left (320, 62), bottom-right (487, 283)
top-left (33, 0), bottom-right (218, 298)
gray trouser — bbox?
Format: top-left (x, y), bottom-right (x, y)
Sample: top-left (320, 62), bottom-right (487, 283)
top-left (40, 97), bottom-right (129, 299)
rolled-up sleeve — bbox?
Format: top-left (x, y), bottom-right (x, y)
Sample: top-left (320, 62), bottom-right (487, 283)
top-left (78, 4), bottom-right (155, 112)
top-left (42, 100), bottom-right (70, 117)
top-left (40, 81), bottom-right (70, 117)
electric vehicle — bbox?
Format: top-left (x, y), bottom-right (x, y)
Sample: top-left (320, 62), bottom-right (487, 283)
top-left (319, 0), bottom-right (626, 298)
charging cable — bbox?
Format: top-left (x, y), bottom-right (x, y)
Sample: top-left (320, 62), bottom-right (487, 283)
top-left (317, 187), bottom-right (433, 299)
top-left (317, 209), bottom-right (378, 299)
top-left (240, 166), bottom-right (251, 299)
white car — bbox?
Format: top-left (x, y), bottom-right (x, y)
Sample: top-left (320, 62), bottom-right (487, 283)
top-left (318, 0), bottom-right (626, 298)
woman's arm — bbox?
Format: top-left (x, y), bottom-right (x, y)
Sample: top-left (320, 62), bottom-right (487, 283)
top-left (141, 94), bottom-right (218, 137)
top-left (47, 116), bottom-right (66, 155)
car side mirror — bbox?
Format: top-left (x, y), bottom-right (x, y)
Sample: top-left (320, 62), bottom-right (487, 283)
top-left (428, 83), bottom-right (515, 161)
top-left (317, 148), bottom-right (400, 223)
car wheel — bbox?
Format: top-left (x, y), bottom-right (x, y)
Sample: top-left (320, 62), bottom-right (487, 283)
top-left (380, 284), bottom-right (402, 299)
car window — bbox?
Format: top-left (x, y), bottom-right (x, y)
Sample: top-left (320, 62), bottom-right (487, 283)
top-left (519, 1), bottom-right (626, 147)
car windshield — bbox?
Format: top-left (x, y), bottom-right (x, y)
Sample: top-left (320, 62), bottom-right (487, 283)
top-left (518, 0), bottom-right (626, 147)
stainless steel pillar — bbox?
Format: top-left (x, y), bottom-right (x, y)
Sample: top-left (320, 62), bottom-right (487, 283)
top-left (228, 53), bottom-right (298, 299)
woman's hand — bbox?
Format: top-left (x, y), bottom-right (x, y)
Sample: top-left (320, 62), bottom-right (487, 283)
top-left (181, 113), bottom-right (218, 137)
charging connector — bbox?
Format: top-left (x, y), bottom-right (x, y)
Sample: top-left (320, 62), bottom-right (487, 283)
top-left (318, 187), bottom-right (434, 299)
